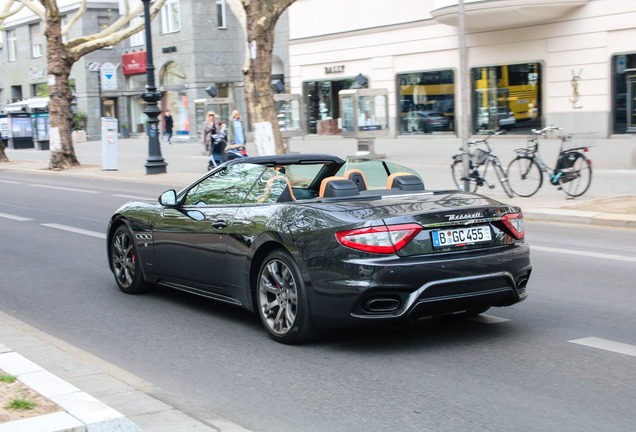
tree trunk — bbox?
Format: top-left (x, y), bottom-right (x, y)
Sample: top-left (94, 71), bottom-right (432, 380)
top-left (0, 139), bottom-right (8, 162)
top-left (242, 0), bottom-right (296, 155)
top-left (45, 7), bottom-right (79, 170)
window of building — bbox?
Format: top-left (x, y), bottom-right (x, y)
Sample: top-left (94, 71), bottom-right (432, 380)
top-left (7, 29), bottom-right (18, 62)
top-left (397, 70), bottom-right (455, 135)
top-left (129, 17), bottom-right (145, 47)
top-left (161, 0), bottom-right (181, 34)
top-left (216, 0), bottom-right (227, 29)
top-left (11, 85), bottom-right (22, 102)
top-left (61, 16), bottom-right (69, 43)
top-left (611, 53), bottom-right (636, 134)
top-left (471, 62), bottom-right (542, 134)
top-left (32, 83), bottom-right (48, 97)
top-left (30, 23), bottom-right (43, 58)
top-left (97, 16), bottom-right (114, 48)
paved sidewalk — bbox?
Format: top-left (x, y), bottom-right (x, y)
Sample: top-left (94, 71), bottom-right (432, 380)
top-left (0, 133), bottom-right (635, 431)
top-left (3, 133), bottom-right (636, 227)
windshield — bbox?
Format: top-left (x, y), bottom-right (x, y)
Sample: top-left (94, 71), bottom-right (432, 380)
top-left (337, 159), bottom-right (422, 190)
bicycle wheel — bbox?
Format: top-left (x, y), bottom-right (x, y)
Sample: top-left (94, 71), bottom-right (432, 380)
top-left (493, 158), bottom-right (514, 198)
top-left (557, 153), bottom-right (592, 197)
top-left (507, 156), bottom-right (543, 197)
top-left (451, 158), bottom-right (479, 192)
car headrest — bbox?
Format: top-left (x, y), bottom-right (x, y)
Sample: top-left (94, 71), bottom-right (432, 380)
top-left (343, 169), bottom-right (368, 191)
top-left (319, 177), bottom-right (360, 198)
top-left (386, 172), bottom-right (425, 191)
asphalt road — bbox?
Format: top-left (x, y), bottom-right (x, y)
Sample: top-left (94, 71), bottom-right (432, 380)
top-left (1, 172), bottom-right (635, 432)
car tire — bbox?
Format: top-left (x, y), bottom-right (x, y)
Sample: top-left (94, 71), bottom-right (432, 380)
top-left (110, 225), bottom-right (151, 294)
top-left (256, 250), bottom-right (323, 344)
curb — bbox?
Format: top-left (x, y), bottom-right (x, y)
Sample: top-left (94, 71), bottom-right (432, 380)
top-left (0, 345), bottom-right (141, 432)
top-left (0, 311), bottom-right (242, 432)
top-left (522, 207), bottom-right (636, 228)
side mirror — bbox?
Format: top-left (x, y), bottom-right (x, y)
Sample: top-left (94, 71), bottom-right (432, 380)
top-left (159, 190), bottom-right (178, 207)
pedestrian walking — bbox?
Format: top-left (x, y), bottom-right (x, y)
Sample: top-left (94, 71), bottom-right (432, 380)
top-left (201, 111), bottom-right (218, 155)
top-left (164, 110), bottom-right (174, 144)
top-left (228, 109), bottom-right (246, 145)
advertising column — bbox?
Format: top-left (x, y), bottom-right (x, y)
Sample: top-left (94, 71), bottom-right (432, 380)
top-left (102, 117), bottom-right (118, 170)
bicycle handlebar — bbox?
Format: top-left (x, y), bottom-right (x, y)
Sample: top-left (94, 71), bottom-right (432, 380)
top-left (465, 129), bottom-right (505, 146)
top-left (530, 125), bottom-right (562, 136)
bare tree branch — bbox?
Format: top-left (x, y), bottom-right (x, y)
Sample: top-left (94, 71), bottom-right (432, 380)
top-left (61, 0), bottom-right (86, 36)
top-left (64, 0), bottom-right (163, 51)
top-left (12, 0), bottom-right (44, 20)
top-left (0, 0), bottom-right (24, 21)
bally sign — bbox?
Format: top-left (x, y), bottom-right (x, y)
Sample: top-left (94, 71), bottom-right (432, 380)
top-left (122, 51), bottom-right (147, 75)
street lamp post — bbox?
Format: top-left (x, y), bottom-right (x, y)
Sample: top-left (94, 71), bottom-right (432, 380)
top-left (141, 0), bottom-right (167, 174)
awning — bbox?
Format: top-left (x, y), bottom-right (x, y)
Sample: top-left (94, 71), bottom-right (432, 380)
top-left (4, 97), bottom-right (50, 112)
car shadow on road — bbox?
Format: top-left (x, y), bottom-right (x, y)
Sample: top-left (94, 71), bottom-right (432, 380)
top-left (144, 285), bottom-right (521, 350)
top-left (317, 314), bottom-right (520, 352)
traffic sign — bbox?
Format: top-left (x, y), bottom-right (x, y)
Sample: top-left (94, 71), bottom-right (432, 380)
top-left (101, 62), bottom-right (118, 91)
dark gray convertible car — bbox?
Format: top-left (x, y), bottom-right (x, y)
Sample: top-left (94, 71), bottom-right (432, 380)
top-left (107, 154), bottom-right (531, 344)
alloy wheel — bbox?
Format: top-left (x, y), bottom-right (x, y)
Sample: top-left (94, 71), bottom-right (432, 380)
top-left (112, 229), bottom-right (136, 289)
top-left (258, 258), bottom-right (298, 335)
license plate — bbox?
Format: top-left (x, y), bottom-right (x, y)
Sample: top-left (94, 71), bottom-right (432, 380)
top-left (432, 226), bottom-right (491, 248)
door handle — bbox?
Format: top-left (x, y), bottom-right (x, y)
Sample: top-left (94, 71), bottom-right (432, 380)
top-left (211, 220), bottom-right (228, 229)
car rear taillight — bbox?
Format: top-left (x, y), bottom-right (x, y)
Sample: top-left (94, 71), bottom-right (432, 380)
top-left (336, 224), bottom-right (422, 254)
top-left (501, 213), bottom-right (525, 239)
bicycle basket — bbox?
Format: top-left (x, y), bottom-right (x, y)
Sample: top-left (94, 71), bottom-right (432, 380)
top-left (473, 148), bottom-right (489, 166)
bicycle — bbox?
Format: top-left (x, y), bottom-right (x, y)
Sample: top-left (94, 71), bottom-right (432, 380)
top-left (506, 125), bottom-right (592, 198)
top-left (450, 130), bottom-right (514, 198)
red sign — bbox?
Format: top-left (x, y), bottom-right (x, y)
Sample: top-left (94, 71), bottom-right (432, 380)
top-left (122, 51), bottom-right (147, 75)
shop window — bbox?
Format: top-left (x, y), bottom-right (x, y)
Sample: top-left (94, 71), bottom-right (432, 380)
top-left (397, 70), bottom-right (455, 135)
top-left (303, 79), bottom-right (360, 135)
top-left (471, 62), bottom-right (542, 134)
top-left (611, 54), bottom-right (636, 134)
top-left (160, 62), bottom-right (189, 135)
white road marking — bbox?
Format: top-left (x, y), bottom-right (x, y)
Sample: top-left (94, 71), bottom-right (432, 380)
top-left (471, 314), bottom-right (510, 324)
top-left (31, 184), bottom-right (99, 194)
top-left (0, 212), bottom-right (33, 222)
top-left (570, 337), bottom-right (636, 358)
top-left (41, 223), bottom-right (106, 239)
top-left (531, 245), bottom-right (636, 263)
top-left (113, 194), bottom-right (156, 201)
top-left (0, 180), bottom-right (20, 184)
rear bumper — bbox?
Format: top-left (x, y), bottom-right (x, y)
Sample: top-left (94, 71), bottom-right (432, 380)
top-left (305, 243), bottom-right (531, 329)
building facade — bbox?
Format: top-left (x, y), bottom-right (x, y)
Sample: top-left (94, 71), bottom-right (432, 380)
top-left (287, 0), bottom-right (636, 137)
top-left (1, 0), bottom-right (290, 141)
